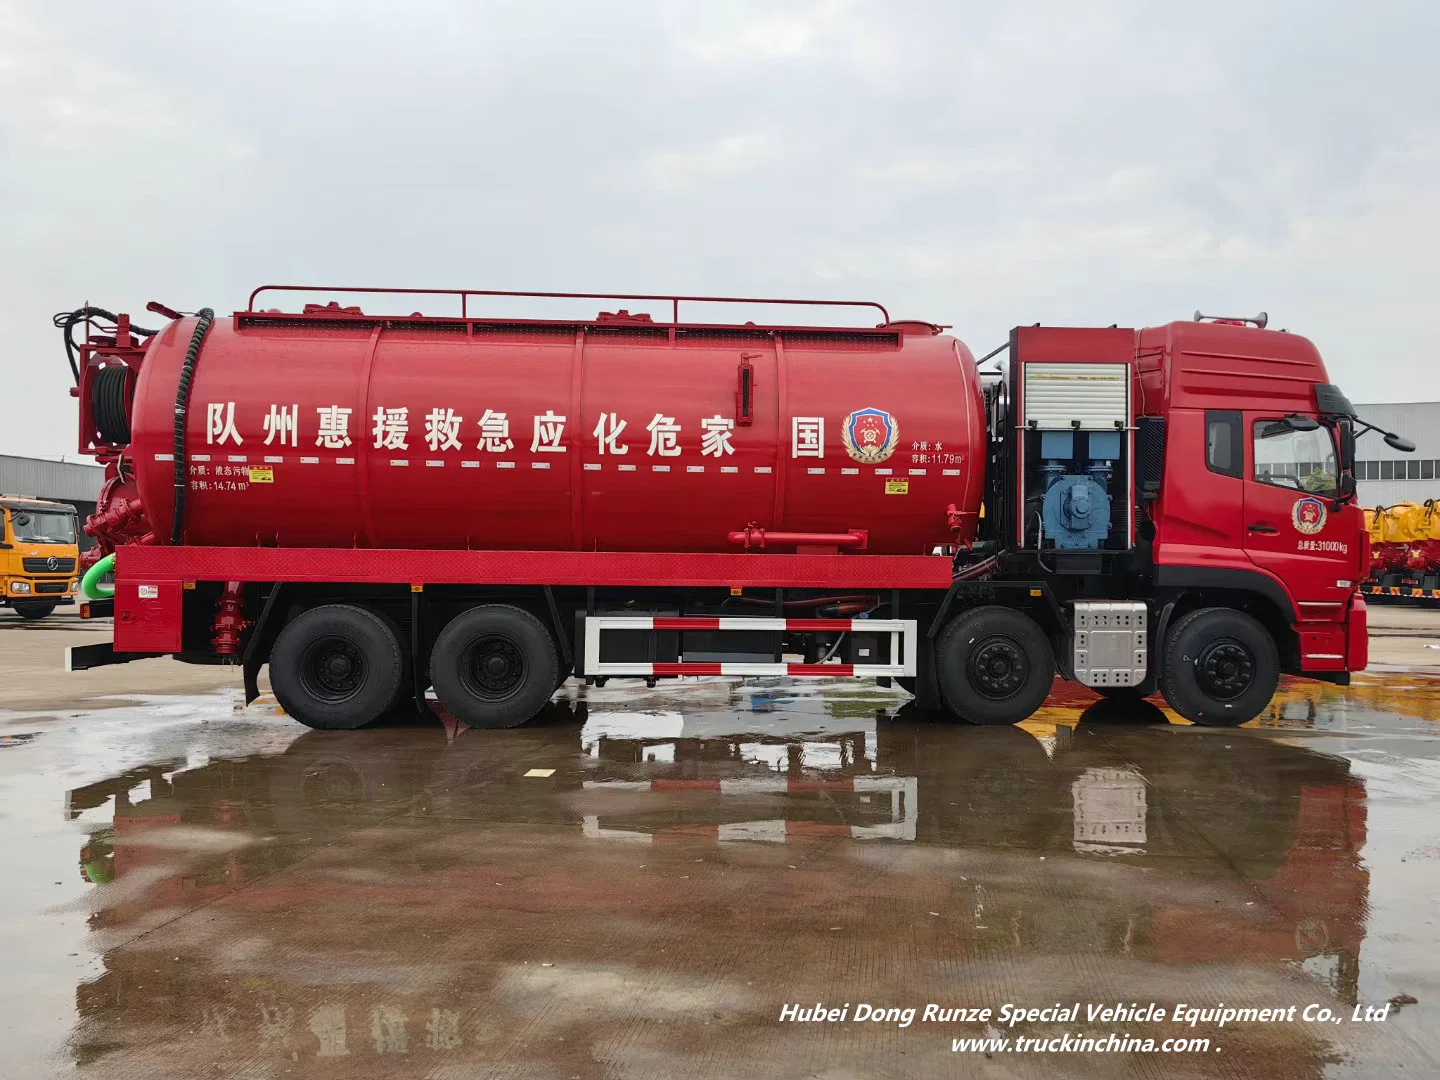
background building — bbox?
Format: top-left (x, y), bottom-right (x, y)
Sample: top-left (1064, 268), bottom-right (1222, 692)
top-left (1352, 402), bottom-right (1440, 508)
top-left (0, 455), bottom-right (104, 550)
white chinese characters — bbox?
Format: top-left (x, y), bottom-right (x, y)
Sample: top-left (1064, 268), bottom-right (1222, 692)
top-left (476, 410), bottom-right (514, 452)
top-left (700, 415), bottom-right (735, 457)
top-left (592, 412), bottom-right (627, 454)
top-left (206, 402), bottom-right (243, 446)
top-left (315, 406), bottom-right (353, 448)
top-left (646, 414), bottom-right (682, 457)
top-left (532, 411), bottom-right (568, 452)
top-left (424, 408), bottom-right (463, 452)
top-left (372, 407), bottom-right (409, 450)
top-left (792, 416), bottom-right (824, 458)
top-left (263, 403), bottom-right (298, 447)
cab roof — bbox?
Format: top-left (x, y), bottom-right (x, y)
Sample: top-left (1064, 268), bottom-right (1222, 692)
top-left (0, 496), bottom-right (78, 514)
top-left (1136, 320), bottom-right (1330, 414)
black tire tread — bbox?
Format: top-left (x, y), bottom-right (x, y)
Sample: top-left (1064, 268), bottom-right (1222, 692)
top-left (1158, 607), bottom-right (1278, 726)
top-left (935, 606), bottom-right (1055, 726)
top-left (270, 604), bottom-right (406, 731)
top-left (430, 604), bottom-right (560, 729)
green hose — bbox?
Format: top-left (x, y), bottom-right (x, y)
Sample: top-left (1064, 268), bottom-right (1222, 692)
top-left (81, 553), bottom-right (116, 600)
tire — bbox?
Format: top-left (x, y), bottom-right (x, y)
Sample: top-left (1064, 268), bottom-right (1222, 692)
top-left (269, 604), bottom-right (406, 730)
top-left (430, 604), bottom-right (560, 729)
top-left (935, 606), bottom-right (1055, 725)
top-left (12, 601), bottom-right (58, 620)
top-left (1158, 607), bottom-right (1278, 726)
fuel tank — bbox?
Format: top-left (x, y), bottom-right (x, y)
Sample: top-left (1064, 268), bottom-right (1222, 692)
top-left (122, 302), bottom-right (986, 554)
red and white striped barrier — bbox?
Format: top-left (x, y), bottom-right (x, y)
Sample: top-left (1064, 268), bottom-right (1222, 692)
top-left (582, 617), bottom-right (917, 679)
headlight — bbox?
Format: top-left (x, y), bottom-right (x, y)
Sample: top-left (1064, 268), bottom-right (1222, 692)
top-left (70, 580), bottom-right (78, 593)
top-left (10, 581), bottom-right (31, 594)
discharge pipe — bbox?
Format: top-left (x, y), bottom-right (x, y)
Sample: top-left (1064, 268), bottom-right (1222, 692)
top-left (728, 527), bottom-right (868, 551)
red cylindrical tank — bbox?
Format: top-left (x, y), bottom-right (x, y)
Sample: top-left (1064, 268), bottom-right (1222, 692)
top-left (121, 307), bottom-right (985, 555)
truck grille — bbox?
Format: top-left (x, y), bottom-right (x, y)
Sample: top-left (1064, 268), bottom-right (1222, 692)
top-left (34, 581), bottom-right (69, 594)
top-left (22, 557), bottom-right (75, 574)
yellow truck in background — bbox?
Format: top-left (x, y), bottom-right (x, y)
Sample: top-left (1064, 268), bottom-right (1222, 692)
top-left (0, 497), bottom-right (81, 620)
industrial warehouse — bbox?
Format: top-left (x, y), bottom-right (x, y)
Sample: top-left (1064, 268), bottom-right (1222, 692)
top-left (2, 4), bottom-right (1440, 1078)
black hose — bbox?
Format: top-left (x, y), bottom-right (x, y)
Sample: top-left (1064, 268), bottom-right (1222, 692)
top-left (90, 365), bottom-right (131, 444)
top-left (53, 307), bottom-right (159, 384)
top-left (171, 309), bottom-right (215, 544)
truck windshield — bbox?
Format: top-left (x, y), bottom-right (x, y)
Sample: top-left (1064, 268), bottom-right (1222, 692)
top-left (11, 512), bottom-right (77, 545)
top-left (1253, 420), bottom-right (1338, 496)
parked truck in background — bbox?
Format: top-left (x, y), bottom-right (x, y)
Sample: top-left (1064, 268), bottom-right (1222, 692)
top-left (60, 289), bottom-right (1405, 730)
top-left (0, 496), bottom-right (81, 619)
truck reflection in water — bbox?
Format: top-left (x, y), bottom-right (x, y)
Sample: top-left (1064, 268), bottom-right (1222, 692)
top-left (65, 682), bottom-right (1368, 1074)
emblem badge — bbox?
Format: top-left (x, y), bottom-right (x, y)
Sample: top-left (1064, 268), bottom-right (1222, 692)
top-left (842, 408), bottom-right (899, 465)
top-left (46, 556), bottom-right (59, 571)
top-left (1292, 496), bottom-right (1327, 535)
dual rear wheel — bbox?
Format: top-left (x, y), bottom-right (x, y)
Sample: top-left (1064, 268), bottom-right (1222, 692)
top-left (271, 602), bottom-right (559, 731)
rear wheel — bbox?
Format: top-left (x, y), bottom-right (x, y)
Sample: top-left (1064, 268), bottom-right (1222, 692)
top-left (1158, 607), bottom-right (1278, 726)
top-left (270, 605), bottom-right (406, 730)
top-left (935, 606), bottom-right (1055, 725)
top-left (431, 604), bottom-right (560, 729)
top-left (12, 601), bottom-right (58, 620)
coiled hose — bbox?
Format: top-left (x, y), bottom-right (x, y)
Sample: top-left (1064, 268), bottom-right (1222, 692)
top-left (90, 365), bottom-right (131, 444)
top-left (53, 307), bottom-right (158, 383)
top-left (171, 309), bottom-right (215, 544)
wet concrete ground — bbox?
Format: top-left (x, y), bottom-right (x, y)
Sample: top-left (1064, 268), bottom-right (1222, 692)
top-left (2, 613), bottom-right (1440, 1077)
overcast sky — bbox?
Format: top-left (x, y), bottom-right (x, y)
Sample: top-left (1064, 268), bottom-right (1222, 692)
top-left (3, 0), bottom-right (1438, 460)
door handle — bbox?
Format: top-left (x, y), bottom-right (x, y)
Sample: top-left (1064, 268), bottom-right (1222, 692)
top-left (1248, 523), bottom-right (1279, 534)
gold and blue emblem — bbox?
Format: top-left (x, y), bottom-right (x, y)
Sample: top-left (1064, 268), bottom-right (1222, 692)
top-left (842, 408), bottom-right (899, 465)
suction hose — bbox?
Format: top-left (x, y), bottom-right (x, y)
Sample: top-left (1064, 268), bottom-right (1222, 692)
top-left (81, 553), bottom-right (116, 600)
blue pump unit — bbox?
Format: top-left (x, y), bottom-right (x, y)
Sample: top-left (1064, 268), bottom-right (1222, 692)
top-left (1040, 431), bottom-right (1120, 549)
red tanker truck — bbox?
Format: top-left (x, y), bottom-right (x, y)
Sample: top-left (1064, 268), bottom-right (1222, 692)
top-left (60, 288), bottom-right (1395, 730)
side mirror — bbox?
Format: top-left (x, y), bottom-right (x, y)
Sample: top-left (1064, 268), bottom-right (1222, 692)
top-left (1339, 425), bottom-right (1356, 464)
top-left (13, 514), bottom-right (29, 527)
top-left (1385, 432), bottom-right (1417, 453)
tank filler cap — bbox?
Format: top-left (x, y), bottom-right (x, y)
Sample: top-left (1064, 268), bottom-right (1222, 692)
top-left (303, 301), bottom-right (365, 316)
top-left (885, 320), bottom-right (946, 335)
top-left (595, 309), bottom-right (654, 324)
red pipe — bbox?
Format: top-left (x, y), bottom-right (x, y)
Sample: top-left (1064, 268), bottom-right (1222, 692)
top-left (728, 527), bottom-right (868, 551)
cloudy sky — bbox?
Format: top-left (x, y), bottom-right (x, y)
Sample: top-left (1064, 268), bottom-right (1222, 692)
top-left (3, 0), bottom-right (1437, 460)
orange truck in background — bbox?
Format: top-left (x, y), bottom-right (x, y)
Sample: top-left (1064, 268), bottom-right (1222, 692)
top-left (0, 496), bottom-right (81, 619)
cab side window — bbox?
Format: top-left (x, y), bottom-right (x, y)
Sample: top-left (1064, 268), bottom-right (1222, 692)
top-left (1205, 410), bottom-right (1242, 478)
top-left (1252, 420), bottom-right (1338, 495)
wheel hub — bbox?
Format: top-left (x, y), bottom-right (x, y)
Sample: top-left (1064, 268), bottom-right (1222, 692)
top-left (1195, 638), bottom-right (1255, 701)
top-left (968, 637), bottom-right (1028, 700)
top-left (465, 634), bottom-right (526, 697)
top-left (299, 635), bottom-right (366, 702)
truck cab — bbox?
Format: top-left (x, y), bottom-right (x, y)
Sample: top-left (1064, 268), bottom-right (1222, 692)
top-left (1137, 318), bottom-right (1370, 688)
top-left (0, 497), bottom-right (81, 620)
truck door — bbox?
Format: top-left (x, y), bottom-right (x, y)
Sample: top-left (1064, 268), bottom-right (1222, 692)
top-left (1242, 414), bottom-right (1362, 603)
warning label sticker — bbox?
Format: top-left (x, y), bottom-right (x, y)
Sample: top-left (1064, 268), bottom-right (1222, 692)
top-left (885, 479), bottom-right (909, 495)
top-left (248, 467), bottom-right (274, 484)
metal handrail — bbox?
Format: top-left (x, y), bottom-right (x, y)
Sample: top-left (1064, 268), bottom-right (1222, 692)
top-left (246, 285), bottom-right (891, 328)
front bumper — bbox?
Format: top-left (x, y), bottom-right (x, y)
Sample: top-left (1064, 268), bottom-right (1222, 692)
top-left (1, 577), bottom-right (76, 605)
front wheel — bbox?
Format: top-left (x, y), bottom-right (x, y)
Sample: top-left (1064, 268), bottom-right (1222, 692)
top-left (1158, 607), bottom-right (1278, 726)
top-left (935, 606), bottom-right (1055, 725)
top-left (430, 605), bottom-right (560, 729)
top-left (270, 605), bottom-right (407, 730)
top-left (12, 601), bottom-right (58, 620)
